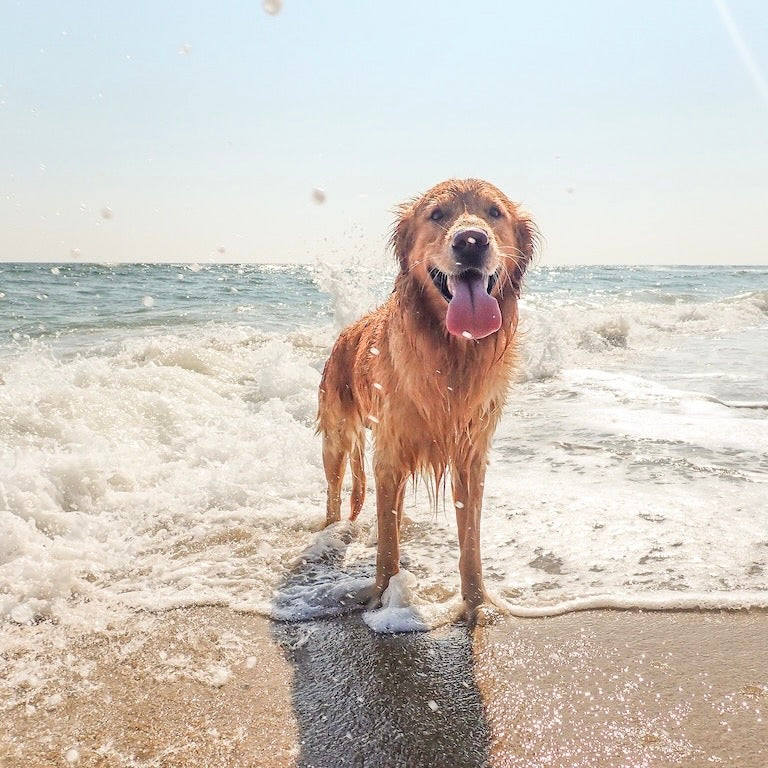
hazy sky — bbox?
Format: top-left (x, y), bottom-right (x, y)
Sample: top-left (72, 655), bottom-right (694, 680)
top-left (2, 1), bottom-right (767, 265)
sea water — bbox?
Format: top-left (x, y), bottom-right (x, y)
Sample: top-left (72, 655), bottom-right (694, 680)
top-left (1, 263), bottom-right (767, 636)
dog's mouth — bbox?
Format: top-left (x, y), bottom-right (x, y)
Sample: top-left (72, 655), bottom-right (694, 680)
top-left (428, 267), bottom-right (502, 340)
top-left (429, 267), bottom-right (498, 302)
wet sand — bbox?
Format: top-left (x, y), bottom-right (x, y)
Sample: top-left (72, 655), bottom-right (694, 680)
top-left (2, 608), bottom-right (766, 767)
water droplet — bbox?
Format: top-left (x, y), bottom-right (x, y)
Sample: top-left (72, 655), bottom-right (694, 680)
top-left (461, 331), bottom-right (473, 339)
top-left (100, 207), bottom-right (113, 220)
top-left (142, 296), bottom-right (155, 308)
top-left (263, 0), bottom-right (283, 15)
top-left (369, 347), bottom-right (380, 356)
top-left (311, 187), bottom-right (327, 205)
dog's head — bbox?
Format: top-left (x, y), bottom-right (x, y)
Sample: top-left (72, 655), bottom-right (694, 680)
top-left (391, 179), bottom-right (536, 340)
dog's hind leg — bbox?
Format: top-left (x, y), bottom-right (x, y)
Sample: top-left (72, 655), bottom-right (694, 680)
top-left (322, 431), bottom-right (348, 527)
top-left (349, 432), bottom-right (366, 521)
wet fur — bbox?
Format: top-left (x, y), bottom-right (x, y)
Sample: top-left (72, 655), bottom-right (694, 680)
top-left (317, 179), bottom-right (536, 623)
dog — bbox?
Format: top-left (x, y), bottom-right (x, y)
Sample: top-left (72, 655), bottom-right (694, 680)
top-left (317, 179), bottom-right (536, 623)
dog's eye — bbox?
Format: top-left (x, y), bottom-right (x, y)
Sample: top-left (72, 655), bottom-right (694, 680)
top-left (430, 209), bottom-right (444, 222)
top-left (489, 206), bottom-right (502, 219)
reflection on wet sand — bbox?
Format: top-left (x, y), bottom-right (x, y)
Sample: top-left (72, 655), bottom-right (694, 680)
top-left (274, 618), bottom-right (489, 768)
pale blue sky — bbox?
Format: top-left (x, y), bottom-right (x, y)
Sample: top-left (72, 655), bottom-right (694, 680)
top-left (2, 1), bottom-right (767, 264)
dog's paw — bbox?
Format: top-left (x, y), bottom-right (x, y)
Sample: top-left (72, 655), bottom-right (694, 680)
top-left (463, 596), bottom-right (508, 628)
top-left (470, 603), bottom-right (503, 627)
top-left (339, 583), bottom-right (383, 611)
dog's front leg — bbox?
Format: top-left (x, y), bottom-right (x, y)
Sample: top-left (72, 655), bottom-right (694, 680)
top-left (373, 463), bottom-right (406, 599)
top-left (337, 462), bottom-right (406, 612)
top-left (452, 454), bottom-right (490, 621)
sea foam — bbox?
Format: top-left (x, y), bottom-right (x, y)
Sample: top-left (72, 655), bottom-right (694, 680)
top-left (0, 265), bottom-right (766, 644)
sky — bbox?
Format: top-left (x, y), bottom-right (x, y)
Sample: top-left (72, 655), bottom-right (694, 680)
top-left (1, 0), bottom-right (767, 265)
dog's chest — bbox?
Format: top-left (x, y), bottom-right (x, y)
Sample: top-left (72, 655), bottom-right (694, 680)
top-left (370, 366), bottom-right (504, 448)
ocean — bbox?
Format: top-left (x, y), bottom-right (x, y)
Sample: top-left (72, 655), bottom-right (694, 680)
top-left (1, 263), bottom-right (767, 635)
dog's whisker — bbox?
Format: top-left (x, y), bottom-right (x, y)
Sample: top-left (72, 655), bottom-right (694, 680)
top-left (499, 246), bottom-right (526, 260)
top-left (406, 257), bottom-right (425, 274)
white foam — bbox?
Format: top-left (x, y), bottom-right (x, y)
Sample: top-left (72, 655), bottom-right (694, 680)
top-left (502, 591), bottom-right (768, 618)
top-left (517, 290), bottom-right (768, 382)
top-left (0, 327), bottom-right (325, 627)
top-left (311, 260), bottom-right (392, 333)
top-left (362, 570), bottom-right (463, 634)
top-left (271, 523), bottom-right (375, 621)
top-left (0, 273), bottom-right (766, 660)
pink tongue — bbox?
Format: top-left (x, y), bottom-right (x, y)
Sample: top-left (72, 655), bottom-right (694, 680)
top-left (445, 273), bottom-right (501, 339)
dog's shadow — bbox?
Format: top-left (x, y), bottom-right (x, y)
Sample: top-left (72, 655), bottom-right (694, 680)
top-left (270, 523), bottom-right (492, 768)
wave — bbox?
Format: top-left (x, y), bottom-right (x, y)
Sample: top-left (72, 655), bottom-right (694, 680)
top-left (1, 271), bottom-right (765, 638)
top-left (518, 290), bottom-right (768, 382)
top-left (501, 591), bottom-right (768, 619)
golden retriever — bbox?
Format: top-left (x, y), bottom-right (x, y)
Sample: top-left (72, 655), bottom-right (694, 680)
top-left (317, 179), bottom-right (536, 624)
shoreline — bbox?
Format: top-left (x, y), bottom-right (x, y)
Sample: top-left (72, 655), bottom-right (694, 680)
top-left (2, 607), bottom-right (766, 767)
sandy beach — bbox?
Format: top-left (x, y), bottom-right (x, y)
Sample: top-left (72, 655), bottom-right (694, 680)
top-left (2, 607), bottom-right (766, 768)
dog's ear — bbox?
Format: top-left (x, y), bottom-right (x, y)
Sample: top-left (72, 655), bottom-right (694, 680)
top-left (511, 211), bottom-right (539, 290)
top-left (390, 202), bottom-right (415, 272)
top-left (515, 213), bottom-right (538, 265)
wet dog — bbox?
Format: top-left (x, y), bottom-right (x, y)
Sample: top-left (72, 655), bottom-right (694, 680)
top-left (317, 179), bottom-right (536, 623)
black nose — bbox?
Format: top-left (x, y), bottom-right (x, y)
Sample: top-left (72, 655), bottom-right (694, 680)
top-left (452, 228), bottom-right (489, 266)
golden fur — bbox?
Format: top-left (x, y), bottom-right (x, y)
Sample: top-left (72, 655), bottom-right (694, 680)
top-left (317, 178), bottom-right (536, 622)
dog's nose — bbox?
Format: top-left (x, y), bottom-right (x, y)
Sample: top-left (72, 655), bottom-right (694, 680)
top-left (452, 228), bottom-right (489, 267)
